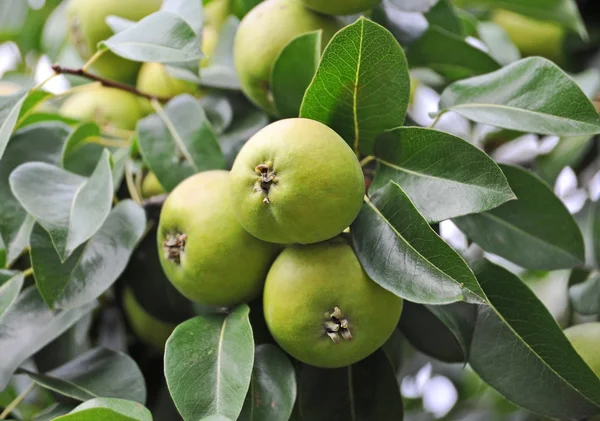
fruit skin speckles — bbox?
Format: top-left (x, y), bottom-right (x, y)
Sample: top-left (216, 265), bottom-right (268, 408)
top-left (229, 118), bottom-right (365, 245)
top-left (263, 236), bottom-right (403, 368)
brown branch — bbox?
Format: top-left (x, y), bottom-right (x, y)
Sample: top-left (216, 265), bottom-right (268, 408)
top-left (51, 64), bottom-right (170, 102)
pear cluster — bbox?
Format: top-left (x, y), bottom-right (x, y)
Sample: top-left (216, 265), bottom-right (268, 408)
top-left (233, 0), bottom-right (382, 116)
top-left (60, 0), bottom-right (226, 130)
top-left (157, 117), bottom-right (402, 368)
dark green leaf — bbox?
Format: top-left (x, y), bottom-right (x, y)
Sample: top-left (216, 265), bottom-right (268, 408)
top-left (30, 200), bottom-right (146, 309)
top-left (53, 398), bottom-right (152, 421)
top-left (407, 26), bottom-right (500, 81)
top-left (33, 403), bottom-right (75, 421)
top-left (101, 12), bottom-right (202, 63)
top-left (569, 274), bottom-right (600, 315)
top-left (371, 127), bottom-right (515, 223)
top-left (0, 122), bottom-right (69, 266)
top-left (137, 94), bottom-right (225, 192)
top-left (0, 270), bottom-right (23, 317)
top-left (351, 181), bottom-right (485, 304)
top-left (0, 286), bottom-right (96, 390)
top-left (200, 17), bottom-right (241, 90)
top-left (0, 89), bottom-right (28, 160)
top-left (425, 0), bottom-right (463, 35)
top-left (453, 165), bottom-right (585, 270)
top-left (271, 31), bottom-right (321, 118)
top-left (10, 149), bottom-right (113, 261)
top-left (454, 0), bottom-right (586, 38)
top-left (165, 305), bottom-right (254, 421)
top-left (300, 17), bottom-right (410, 155)
top-left (439, 57), bottom-right (600, 136)
top-left (239, 344), bottom-right (296, 421)
top-left (469, 259), bottom-right (600, 419)
top-left (298, 349), bottom-right (403, 421)
top-left (20, 348), bottom-right (146, 404)
top-left (399, 301), bottom-right (476, 362)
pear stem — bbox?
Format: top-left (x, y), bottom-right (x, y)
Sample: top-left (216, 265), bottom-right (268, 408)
top-left (50, 64), bottom-right (170, 102)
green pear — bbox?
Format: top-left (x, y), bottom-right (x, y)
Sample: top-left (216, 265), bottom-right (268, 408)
top-left (229, 118), bottom-right (365, 244)
top-left (66, 0), bottom-right (162, 83)
top-left (492, 9), bottom-right (565, 62)
top-left (564, 322), bottom-right (600, 377)
top-left (263, 236), bottom-right (403, 368)
top-left (59, 86), bottom-right (144, 130)
top-left (137, 63), bottom-right (199, 99)
top-left (123, 287), bottom-right (176, 351)
top-left (141, 172), bottom-right (166, 198)
top-left (234, 0), bottom-right (341, 115)
top-left (299, 0), bottom-right (380, 16)
top-left (157, 170), bottom-right (281, 307)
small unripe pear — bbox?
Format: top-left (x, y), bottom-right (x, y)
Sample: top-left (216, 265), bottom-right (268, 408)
top-left (137, 63), bottom-right (199, 99)
top-left (123, 287), bottom-right (176, 351)
top-left (234, 0), bottom-right (341, 115)
top-left (141, 172), bottom-right (166, 198)
top-left (563, 322), bottom-right (600, 377)
top-left (66, 0), bottom-right (162, 83)
top-left (491, 9), bottom-right (565, 62)
top-left (60, 86), bottom-right (144, 130)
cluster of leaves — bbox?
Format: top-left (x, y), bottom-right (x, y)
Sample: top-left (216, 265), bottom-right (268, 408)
top-left (1, 0), bottom-right (600, 420)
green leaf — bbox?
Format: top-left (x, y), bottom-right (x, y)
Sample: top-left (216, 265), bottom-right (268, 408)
top-left (161, 0), bottom-right (204, 36)
top-left (439, 57), bottom-right (600, 136)
top-left (16, 90), bottom-right (53, 128)
top-left (60, 122), bottom-right (105, 177)
top-left (477, 22), bottom-right (521, 65)
top-left (200, 17), bottom-right (241, 90)
top-left (0, 89), bottom-right (28, 160)
top-left (453, 165), bottom-right (585, 270)
top-left (239, 344), bottom-right (296, 421)
top-left (10, 150), bottom-right (113, 262)
top-left (425, 0), bottom-right (463, 35)
top-left (33, 403), bottom-right (75, 421)
top-left (101, 11), bottom-right (203, 63)
top-left (469, 259), bottom-right (600, 419)
top-left (219, 107), bottom-right (268, 168)
top-left (298, 350), bottom-right (404, 421)
top-left (20, 348), bottom-right (146, 404)
top-left (0, 286), bottom-right (96, 390)
top-left (0, 270), bottom-right (23, 318)
top-left (407, 26), bottom-right (500, 81)
top-left (271, 31), bottom-right (321, 119)
top-left (455, 0), bottom-right (586, 38)
top-left (398, 301), bottom-right (476, 363)
top-left (165, 305), bottom-right (254, 421)
top-left (0, 122), bottom-right (70, 266)
top-left (300, 17), bottom-right (410, 155)
top-left (53, 398), bottom-right (152, 421)
top-left (351, 181), bottom-right (485, 304)
top-left (569, 274), bottom-right (600, 316)
top-left (137, 94), bottom-right (226, 192)
top-left (198, 94), bottom-right (234, 135)
top-left (371, 127), bottom-right (515, 223)
top-left (30, 200), bottom-right (146, 309)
